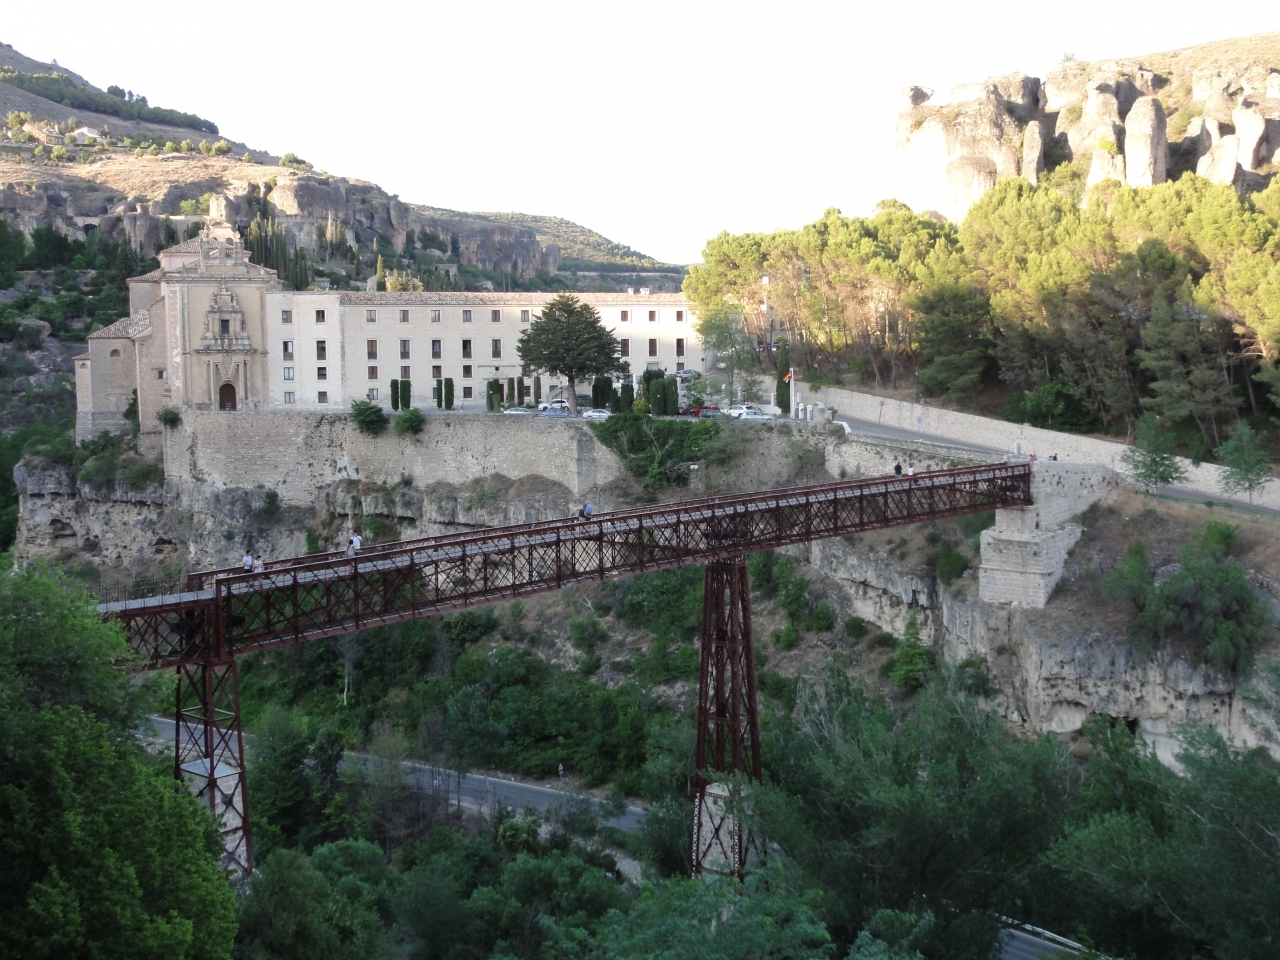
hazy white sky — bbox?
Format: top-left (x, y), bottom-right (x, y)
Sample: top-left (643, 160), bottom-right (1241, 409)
top-left (6, 3), bottom-right (1280, 263)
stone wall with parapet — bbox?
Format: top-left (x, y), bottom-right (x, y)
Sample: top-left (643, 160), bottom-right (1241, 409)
top-left (804, 384), bottom-right (1280, 509)
top-left (162, 411), bottom-right (625, 503)
top-left (979, 461), bottom-right (1119, 607)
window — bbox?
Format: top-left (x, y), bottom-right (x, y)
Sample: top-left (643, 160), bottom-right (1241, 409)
top-left (491, 309), bottom-right (501, 323)
top-left (431, 339), bottom-right (442, 359)
top-left (284, 391), bottom-right (295, 404)
top-left (520, 309), bottom-right (530, 323)
top-left (156, 369), bottom-right (166, 379)
top-left (676, 338), bottom-right (685, 357)
top-left (462, 386), bottom-right (474, 399)
top-left (522, 384), bottom-right (532, 398)
top-left (620, 310), bottom-right (629, 322)
top-left (462, 339), bottom-right (472, 359)
top-left (109, 349), bottom-right (121, 358)
top-left (648, 310), bottom-right (657, 322)
top-left (368, 366), bottom-right (379, 380)
top-left (366, 340), bottom-right (378, 360)
top-left (318, 391), bottom-right (329, 404)
top-left (431, 309), bottom-right (441, 323)
top-left (366, 309), bottom-right (377, 323)
top-left (401, 365), bottom-right (411, 379)
top-left (648, 338), bottom-right (658, 357)
top-left (317, 367), bottom-right (328, 381)
top-left (220, 317), bottom-right (231, 336)
top-left (620, 338), bottom-right (630, 358)
top-left (281, 309), bottom-right (292, 324)
top-left (315, 309), bottom-right (326, 323)
top-left (491, 339), bottom-right (502, 359)
top-left (283, 367), bottom-right (295, 381)
top-left (647, 361), bottom-right (660, 370)
top-left (462, 309), bottom-right (472, 323)
top-left (367, 388), bottom-right (379, 401)
top-left (316, 340), bottom-right (327, 361)
top-left (463, 364), bottom-right (473, 379)
top-left (676, 310), bottom-right (685, 322)
top-left (432, 364), bottom-right (442, 379)
top-left (400, 339), bottom-right (411, 360)
top-left (399, 309), bottom-right (409, 323)
top-left (282, 341), bottom-right (294, 361)
top-left (676, 361), bottom-right (685, 372)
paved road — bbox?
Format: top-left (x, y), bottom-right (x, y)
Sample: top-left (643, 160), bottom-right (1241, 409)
top-left (141, 716), bottom-right (645, 832)
top-left (834, 414), bottom-right (1004, 456)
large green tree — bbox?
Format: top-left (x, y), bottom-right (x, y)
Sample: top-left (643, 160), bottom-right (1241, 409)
top-left (517, 294), bottom-right (626, 413)
top-left (0, 565), bottom-right (236, 960)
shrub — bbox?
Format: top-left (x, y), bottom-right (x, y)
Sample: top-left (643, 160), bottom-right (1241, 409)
top-left (570, 616), bottom-right (608, 651)
top-left (122, 457), bottom-right (164, 490)
top-left (393, 407), bottom-right (424, 436)
top-left (804, 600), bottom-right (835, 632)
top-left (758, 671), bottom-right (798, 705)
top-left (254, 490), bottom-right (280, 520)
top-left (844, 616), bottom-right (868, 641)
top-left (868, 631), bottom-right (898, 649)
top-left (349, 399), bottom-right (388, 435)
top-left (155, 406), bottom-right (181, 428)
top-left (773, 623), bottom-right (801, 650)
top-left (930, 540), bottom-right (970, 584)
top-left (305, 529), bottom-right (320, 555)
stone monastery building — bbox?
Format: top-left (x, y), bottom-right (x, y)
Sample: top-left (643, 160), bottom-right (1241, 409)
top-left (76, 231), bottom-right (699, 453)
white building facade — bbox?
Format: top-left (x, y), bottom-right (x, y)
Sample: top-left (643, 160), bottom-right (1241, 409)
top-left (261, 291), bottom-right (700, 409)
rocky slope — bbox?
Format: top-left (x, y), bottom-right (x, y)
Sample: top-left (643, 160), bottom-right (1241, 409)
top-left (898, 32), bottom-right (1280, 219)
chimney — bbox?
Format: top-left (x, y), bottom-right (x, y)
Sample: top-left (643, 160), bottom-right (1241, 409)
top-left (627, 287), bottom-right (635, 295)
top-left (639, 287), bottom-right (650, 296)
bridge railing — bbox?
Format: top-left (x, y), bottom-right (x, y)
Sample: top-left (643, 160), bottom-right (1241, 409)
top-left (107, 463), bottom-right (1031, 670)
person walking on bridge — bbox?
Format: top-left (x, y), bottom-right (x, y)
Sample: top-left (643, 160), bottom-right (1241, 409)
top-left (894, 462), bottom-right (902, 476)
top-left (242, 550), bottom-right (253, 573)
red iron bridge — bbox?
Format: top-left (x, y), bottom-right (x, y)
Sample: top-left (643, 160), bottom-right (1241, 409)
top-left (100, 462), bottom-right (1033, 875)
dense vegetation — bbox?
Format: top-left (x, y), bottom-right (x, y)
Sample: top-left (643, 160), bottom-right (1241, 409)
top-left (0, 67), bottom-right (219, 133)
top-left (685, 175), bottom-right (1280, 455)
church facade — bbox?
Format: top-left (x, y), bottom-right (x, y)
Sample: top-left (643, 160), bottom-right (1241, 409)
top-left (75, 231), bottom-right (699, 454)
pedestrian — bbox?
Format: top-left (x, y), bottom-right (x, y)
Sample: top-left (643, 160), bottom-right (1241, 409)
top-left (242, 550), bottom-right (253, 573)
top-left (345, 538), bottom-right (356, 558)
top-left (907, 464), bottom-right (915, 477)
top-left (893, 462), bottom-right (903, 476)
top-left (251, 555), bottom-right (264, 574)
top-left (577, 505), bottom-right (586, 521)
top-left (584, 502), bottom-right (594, 519)
top-left (558, 762), bottom-right (565, 781)
top-left (351, 532), bottom-right (362, 554)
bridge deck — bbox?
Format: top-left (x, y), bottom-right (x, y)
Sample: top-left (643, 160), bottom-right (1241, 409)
top-left (102, 463), bottom-right (1032, 669)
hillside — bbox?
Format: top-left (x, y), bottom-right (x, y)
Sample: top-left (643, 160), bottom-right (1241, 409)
top-left (465, 210), bottom-right (685, 272)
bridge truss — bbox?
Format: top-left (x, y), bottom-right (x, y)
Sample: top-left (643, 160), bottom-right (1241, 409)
top-left (101, 462), bottom-right (1032, 875)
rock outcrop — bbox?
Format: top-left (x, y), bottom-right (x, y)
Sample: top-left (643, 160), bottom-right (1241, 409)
top-left (895, 33), bottom-right (1280, 219)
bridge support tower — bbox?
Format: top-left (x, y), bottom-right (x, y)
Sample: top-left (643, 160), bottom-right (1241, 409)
top-left (692, 557), bottom-right (762, 879)
top-left (174, 656), bottom-right (252, 874)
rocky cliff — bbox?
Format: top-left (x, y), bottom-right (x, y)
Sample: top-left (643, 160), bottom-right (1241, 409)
top-left (897, 32), bottom-right (1280, 219)
top-left (0, 155), bottom-right (555, 276)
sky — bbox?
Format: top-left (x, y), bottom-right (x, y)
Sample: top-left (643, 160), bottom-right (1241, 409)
top-left (5, 3), bottom-right (1280, 264)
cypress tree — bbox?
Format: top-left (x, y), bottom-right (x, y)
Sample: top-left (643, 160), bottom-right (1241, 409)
top-left (444, 378), bottom-right (454, 410)
top-left (649, 378), bottom-right (666, 416)
top-left (516, 376), bottom-right (525, 407)
top-left (534, 376), bottom-right (542, 405)
top-left (389, 378), bottom-right (401, 411)
top-left (775, 340), bottom-right (791, 414)
top-left (436, 378), bottom-right (443, 409)
top-left (507, 377), bottom-right (515, 407)
top-left (375, 255), bottom-right (386, 291)
top-left (665, 376), bottom-right (679, 415)
top-left (399, 379), bottom-right (411, 410)
top-left (620, 381), bottom-right (634, 411)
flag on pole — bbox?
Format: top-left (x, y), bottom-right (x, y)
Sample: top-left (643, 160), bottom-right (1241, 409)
top-left (783, 369), bottom-right (793, 382)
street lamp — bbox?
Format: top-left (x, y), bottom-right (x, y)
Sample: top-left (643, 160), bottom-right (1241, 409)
top-left (915, 370), bottom-right (920, 404)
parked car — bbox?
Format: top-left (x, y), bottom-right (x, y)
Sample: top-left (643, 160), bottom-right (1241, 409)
top-left (581, 408), bottom-right (612, 421)
top-left (537, 408), bottom-right (572, 419)
top-left (726, 404), bottom-right (762, 418)
top-left (675, 369), bottom-right (701, 381)
top-left (738, 409), bottom-right (774, 422)
top-left (692, 404), bottom-right (721, 418)
top-left (538, 399), bottom-right (570, 411)
top-left (503, 406), bottom-right (532, 415)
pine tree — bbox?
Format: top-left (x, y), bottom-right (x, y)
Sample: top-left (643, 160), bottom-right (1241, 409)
top-left (1123, 413), bottom-right (1189, 490)
top-left (1216, 423), bottom-right (1272, 504)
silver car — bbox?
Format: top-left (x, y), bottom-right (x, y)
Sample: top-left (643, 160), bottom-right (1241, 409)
top-left (582, 408), bottom-right (612, 421)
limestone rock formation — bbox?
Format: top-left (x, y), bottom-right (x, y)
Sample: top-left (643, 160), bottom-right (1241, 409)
top-left (895, 33), bottom-right (1280, 219)
top-left (1124, 96), bottom-right (1168, 187)
top-left (1197, 135), bottom-right (1245, 186)
top-left (1022, 121), bottom-right (1045, 184)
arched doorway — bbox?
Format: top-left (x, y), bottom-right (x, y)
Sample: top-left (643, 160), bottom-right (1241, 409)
top-left (219, 383), bottom-right (237, 411)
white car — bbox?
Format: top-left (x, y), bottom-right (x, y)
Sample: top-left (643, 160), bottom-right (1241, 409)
top-left (726, 404), bottom-right (762, 418)
top-left (538, 399), bottom-right (570, 411)
top-left (738, 409), bottom-right (773, 422)
top-left (581, 408), bottom-right (612, 421)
